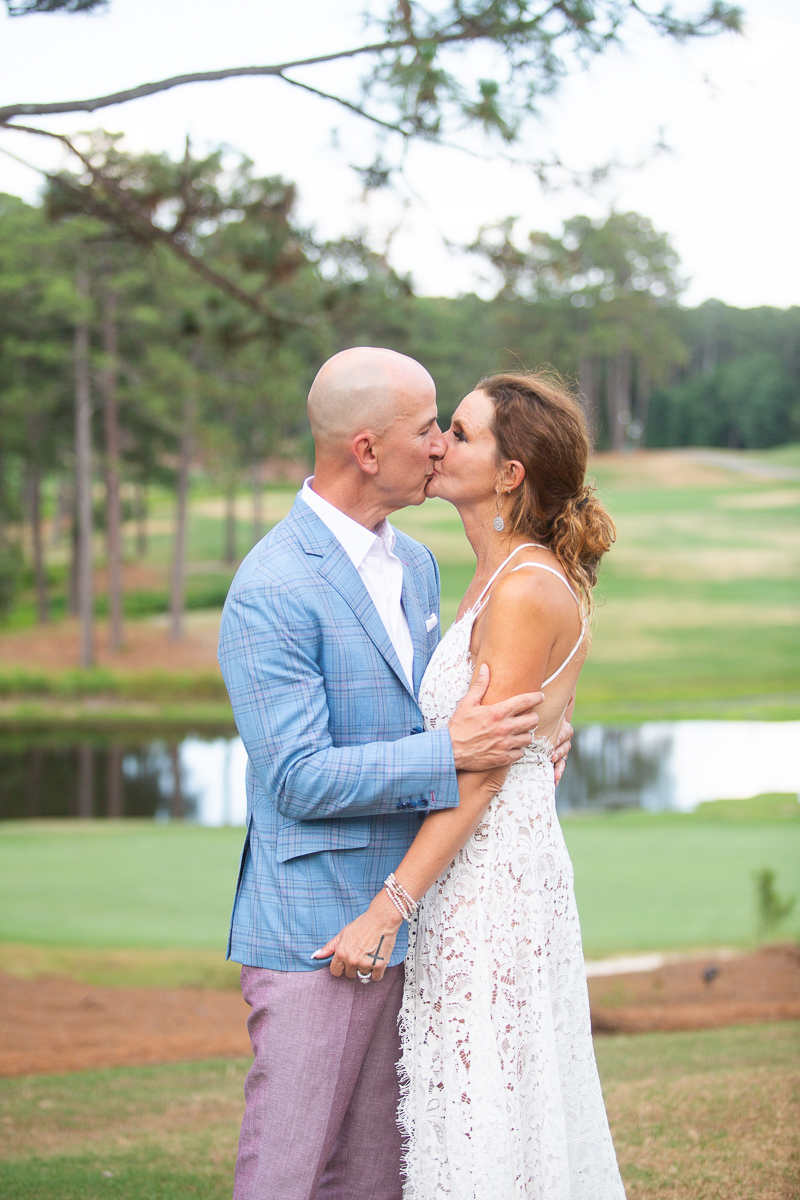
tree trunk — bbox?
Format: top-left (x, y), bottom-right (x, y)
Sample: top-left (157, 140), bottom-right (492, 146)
top-left (74, 252), bottom-right (94, 668)
top-left (51, 475), bottom-right (70, 548)
top-left (100, 275), bottom-right (123, 653)
top-left (606, 349), bottom-right (632, 453)
top-left (68, 493), bottom-right (79, 616)
top-left (135, 482), bottom-right (148, 558)
top-left (578, 356), bottom-right (598, 445)
top-left (26, 462), bottom-right (48, 623)
top-left (633, 360), bottom-right (651, 447)
top-left (224, 476), bottom-right (237, 564)
top-left (251, 461), bottom-right (264, 546)
top-left (170, 344), bottom-right (198, 643)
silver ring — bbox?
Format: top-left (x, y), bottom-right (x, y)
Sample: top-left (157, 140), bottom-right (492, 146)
top-left (356, 970), bottom-right (372, 984)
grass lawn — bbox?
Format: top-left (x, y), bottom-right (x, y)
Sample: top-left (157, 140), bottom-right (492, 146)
top-left (1, 448), bottom-right (798, 724)
top-left (391, 449), bottom-right (800, 722)
top-left (0, 1024), bottom-right (796, 1200)
top-left (1, 807), bottom-right (797, 979)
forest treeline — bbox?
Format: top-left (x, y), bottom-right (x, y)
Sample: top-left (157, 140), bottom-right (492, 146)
top-left (1, 142), bottom-right (798, 655)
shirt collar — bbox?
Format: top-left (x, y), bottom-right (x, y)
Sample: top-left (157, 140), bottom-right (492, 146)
top-left (300, 478), bottom-right (396, 570)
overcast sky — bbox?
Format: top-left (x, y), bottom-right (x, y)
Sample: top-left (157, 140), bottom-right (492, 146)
top-left (0, 0), bottom-right (797, 309)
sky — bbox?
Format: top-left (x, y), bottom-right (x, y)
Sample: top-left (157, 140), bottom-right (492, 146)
top-left (0, 0), bottom-right (798, 309)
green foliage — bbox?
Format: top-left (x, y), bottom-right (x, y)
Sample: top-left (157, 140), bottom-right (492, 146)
top-left (647, 302), bottom-right (800, 449)
top-left (0, 541), bottom-right (23, 619)
top-left (752, 867), bottom-right (797, 938)
top-left (0, 667), bottom-right (228, 701)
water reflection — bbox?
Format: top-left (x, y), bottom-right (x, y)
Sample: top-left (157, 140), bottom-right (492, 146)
top-left (554, 725), bottom-right (674, 814)
top-left (0, 737), bottom-right (205, 822)
top-left (0, 721), bottom-right (797, 822)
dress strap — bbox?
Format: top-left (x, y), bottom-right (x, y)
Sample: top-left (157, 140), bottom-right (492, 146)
top-left (509, 561), bottom-right (580, 605)
top-left (472, 543), bottom-right (546, 613)
top-left (509, 562), bottom-right (586, 688)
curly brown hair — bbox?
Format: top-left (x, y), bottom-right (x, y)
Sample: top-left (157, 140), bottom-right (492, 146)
top-left (477, 369), bottom-right (616, 614)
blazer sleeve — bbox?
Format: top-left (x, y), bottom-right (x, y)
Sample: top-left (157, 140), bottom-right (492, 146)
top-left (218, 579), bottom-right (459, 822)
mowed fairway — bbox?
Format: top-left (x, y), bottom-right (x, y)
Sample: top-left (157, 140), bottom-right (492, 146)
top-left (1, 813), bottom-right (798, 968)
top-left (392, 446), bottom-right (800, 721)
top-left (1, 1024), bottom-right (797, 1200)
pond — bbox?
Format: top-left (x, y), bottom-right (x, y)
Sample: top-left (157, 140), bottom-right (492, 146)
top-left (0, 721), bottom-right (797, 823)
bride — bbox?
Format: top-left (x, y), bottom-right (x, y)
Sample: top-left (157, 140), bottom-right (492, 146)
top-left (317, 370), bottom-right (625, 1199)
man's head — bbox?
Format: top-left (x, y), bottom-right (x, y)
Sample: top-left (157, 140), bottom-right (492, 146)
top-left (308, 347), bottom-right (445, 519)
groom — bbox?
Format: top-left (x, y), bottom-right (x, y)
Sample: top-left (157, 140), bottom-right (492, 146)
top-left (218, 347), bottom-right (571, 1200)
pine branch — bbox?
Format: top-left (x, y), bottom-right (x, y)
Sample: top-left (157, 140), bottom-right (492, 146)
top-left (9, 122), bottom-right (317, 327)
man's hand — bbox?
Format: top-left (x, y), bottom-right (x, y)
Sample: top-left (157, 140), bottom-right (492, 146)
top-left (551, 692), bottom-right (575, 786)
top-left (448, 663), bottom-right (544, 772)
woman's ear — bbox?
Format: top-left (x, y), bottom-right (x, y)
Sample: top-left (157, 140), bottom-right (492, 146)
top-left (504, 460), bottom-right (525, 492)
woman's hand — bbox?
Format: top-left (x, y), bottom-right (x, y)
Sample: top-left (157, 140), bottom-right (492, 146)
top-left (312, 889), bottom-right (403, 982)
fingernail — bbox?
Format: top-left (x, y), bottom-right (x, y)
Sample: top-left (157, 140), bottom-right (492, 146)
top-left (479, 663), bottom-right (488, 676)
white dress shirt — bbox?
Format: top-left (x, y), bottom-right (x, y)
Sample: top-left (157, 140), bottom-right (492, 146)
top-left (300, 478), bottom-right (415, 687)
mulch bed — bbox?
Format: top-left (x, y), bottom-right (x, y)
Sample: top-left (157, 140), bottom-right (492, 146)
top-left (1, 945), bottom-right (797, 1077)
top-left (589, 943), bottom-right (800, 1034)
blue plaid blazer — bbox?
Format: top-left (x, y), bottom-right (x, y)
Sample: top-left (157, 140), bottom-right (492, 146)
top-left (218, 496), bottom-right (459, 971)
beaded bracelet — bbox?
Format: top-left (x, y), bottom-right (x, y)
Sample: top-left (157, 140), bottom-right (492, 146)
top-left (384, 872), bottom-right (418, 921)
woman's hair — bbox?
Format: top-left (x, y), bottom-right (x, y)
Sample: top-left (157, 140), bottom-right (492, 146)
top-left (477, 369), bottom-right (616, 613)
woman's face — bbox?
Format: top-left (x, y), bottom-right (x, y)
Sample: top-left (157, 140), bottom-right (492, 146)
top-left (426, 389), bottom-right (503, 506)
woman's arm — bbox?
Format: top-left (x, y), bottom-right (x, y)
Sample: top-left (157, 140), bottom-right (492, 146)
top-left (312, 763), bottom-right (507, 979)
top-left (315, 569), bottom-right (566, 980)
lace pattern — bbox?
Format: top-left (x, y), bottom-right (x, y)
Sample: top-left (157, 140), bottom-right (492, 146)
top-left (398, 610), bottom-right (626, 1199)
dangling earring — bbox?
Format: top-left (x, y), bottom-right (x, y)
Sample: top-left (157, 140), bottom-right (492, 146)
top-left (493, 490), bottom-right (505, 532)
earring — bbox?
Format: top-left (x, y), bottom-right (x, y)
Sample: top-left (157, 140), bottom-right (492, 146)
top-left (493, 490), bottom-right (505, 532)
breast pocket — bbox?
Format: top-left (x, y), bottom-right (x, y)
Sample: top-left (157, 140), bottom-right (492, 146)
top-left (275, 817), bottom-right (371, 864)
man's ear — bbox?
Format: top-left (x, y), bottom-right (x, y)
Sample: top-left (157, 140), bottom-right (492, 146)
top-left (351, 432), bottom-right (380, 475)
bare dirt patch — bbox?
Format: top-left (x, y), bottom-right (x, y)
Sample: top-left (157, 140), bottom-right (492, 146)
top-left (1, 947), bottom-right (797, 1079)
top-left (590, 944), bottom-right (800, 1035)
top-left (0, 973), bottom-right (251, 1078)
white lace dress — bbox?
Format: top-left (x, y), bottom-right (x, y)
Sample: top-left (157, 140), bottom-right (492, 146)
top-left (398, 594), bottom-right (626, 1200)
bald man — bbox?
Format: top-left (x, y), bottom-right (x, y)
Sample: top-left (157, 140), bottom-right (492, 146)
top-left (218, 348), bottom-right (554, 1200)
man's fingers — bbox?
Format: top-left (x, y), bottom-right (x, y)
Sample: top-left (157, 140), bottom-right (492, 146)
top-left (496, 691), bottom-right (544, 718)
top-left (465, 662), bottom-right (491, 704)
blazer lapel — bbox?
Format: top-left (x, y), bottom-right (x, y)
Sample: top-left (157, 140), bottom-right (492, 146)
top-left (397, 553), bottom-right (428, 697)
top-left (290, 498), bottom-right (417, 699)
top-left (319, 547), bottom-right (416, 699)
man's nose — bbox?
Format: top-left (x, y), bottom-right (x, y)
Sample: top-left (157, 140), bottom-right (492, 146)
top-left (430, 425), bottom-right (447, 459)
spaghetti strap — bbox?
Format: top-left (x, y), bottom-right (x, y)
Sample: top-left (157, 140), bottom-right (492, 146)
top-left (509, 561), bottom-right (580, 605)
top-left (509, 561), bottom-right (586, 688)
top-left (472, 544), bottom-right (546, 613)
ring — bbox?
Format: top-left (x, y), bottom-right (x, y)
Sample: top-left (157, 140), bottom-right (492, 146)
top-left (356, 970), bottom-right (372, 984)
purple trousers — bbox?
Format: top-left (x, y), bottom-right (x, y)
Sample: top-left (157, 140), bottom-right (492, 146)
top-left (233, 963), bottom-right (405, 1200)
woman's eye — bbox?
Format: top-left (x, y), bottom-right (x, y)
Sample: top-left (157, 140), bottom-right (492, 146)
top-left (453, 428), bottom-right (467, 443)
